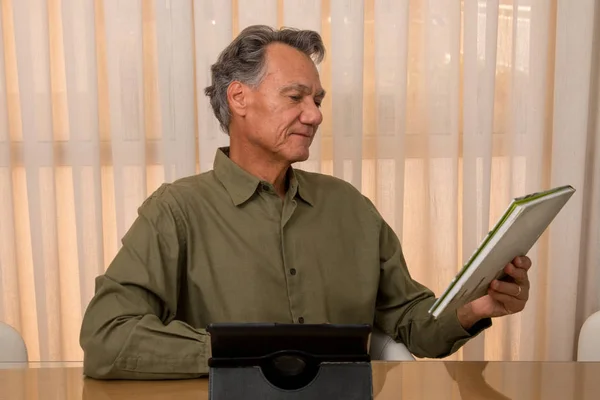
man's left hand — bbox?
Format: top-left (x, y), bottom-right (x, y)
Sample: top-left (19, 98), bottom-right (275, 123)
top-left (457, 256), bottom-right (532, 329)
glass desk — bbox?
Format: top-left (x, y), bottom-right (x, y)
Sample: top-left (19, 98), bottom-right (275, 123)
top-left (1, 361), bottom-right (599, 399)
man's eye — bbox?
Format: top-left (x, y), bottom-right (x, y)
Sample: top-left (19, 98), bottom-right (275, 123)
top-left (289, 95), bottom-right (302, 102)
top-left (314, 101), bottom-right (322, 108)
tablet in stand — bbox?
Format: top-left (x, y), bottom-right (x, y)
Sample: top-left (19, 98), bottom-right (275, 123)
top-left (207, 323), bottom-right (373, 400)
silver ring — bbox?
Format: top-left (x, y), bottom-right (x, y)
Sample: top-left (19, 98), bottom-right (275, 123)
top-left (516, 285), bottom-right (522, 297)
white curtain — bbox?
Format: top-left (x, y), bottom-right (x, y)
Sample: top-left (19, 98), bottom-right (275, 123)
top-left (0, 0), bottom-right (598, 363)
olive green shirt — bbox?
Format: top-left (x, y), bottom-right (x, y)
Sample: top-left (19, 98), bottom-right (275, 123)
top-left (79, 147), bottom-right (490, 380)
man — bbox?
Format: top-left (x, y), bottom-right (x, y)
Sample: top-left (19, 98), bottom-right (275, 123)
top-left (79, 25), bottom-right (532, 380)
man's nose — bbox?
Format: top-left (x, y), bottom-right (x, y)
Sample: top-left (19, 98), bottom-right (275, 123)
top-left (300, 101), bottom-right (323, 126)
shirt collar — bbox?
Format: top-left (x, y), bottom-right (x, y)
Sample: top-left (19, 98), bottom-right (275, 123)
top-left (292, 169), bottom-right (314, 206)
top-left (213, 147), bottom-right (314, 207)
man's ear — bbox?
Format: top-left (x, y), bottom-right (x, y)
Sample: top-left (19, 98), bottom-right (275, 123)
top-left (227, 81), bottom-right (247, 117)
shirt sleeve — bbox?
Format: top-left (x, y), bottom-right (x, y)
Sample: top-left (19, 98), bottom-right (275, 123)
top-left (370, 202), bottom-right (491, 359)
top-left (79, 184), bottom-right (211, 380)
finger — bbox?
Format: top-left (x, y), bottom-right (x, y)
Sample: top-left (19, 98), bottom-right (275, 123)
top-left (513, 256), bottom-right (532, 270)
top-left (504, 263), bottom-right (528, 284)
top-left (491, 279), bottom-right (526, 298)
top-left (488, 289), bottom-right (525, 313)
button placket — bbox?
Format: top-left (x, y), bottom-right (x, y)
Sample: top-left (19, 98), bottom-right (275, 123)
top-left (281, 196), bottom-right (302, 324)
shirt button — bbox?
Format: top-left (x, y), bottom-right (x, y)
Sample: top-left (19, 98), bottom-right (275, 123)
top-left (261, 183), bottom-right (270, 191)
top-left (298, 317), bottom-right (304, 324)
top-left (290, 268), bottom-right (297, 275)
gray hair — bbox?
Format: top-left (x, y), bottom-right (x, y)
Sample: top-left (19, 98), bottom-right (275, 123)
top-left (204, 25), bottom-right (326, 133)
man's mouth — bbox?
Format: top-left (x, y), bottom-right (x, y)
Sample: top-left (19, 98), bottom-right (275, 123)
top-left (292, 132), bottom-right (312, 138)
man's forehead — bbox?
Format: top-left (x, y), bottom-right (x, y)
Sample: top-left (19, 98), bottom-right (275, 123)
top-left (262, 45), bottom-right (323, 91)
top-left (265, 42), bottom-right (310, 61)
top-left (265, 44), bottom-right (319, 72)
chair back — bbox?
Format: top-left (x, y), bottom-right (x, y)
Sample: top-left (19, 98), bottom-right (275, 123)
top-left (0, 322), bottom-right (28, 362)
top-left (578, 311), bottom-right (600, 361)
top-left (369, 329), bottom-right (415, 361)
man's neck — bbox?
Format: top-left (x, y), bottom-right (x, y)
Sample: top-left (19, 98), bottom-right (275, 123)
top-left (228, 141), bottom-right (289, 198)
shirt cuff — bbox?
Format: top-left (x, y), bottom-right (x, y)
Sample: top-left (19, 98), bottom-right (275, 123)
top-left (439, 311), bottom-right (492, 355)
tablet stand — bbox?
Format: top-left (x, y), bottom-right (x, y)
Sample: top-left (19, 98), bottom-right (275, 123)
top-left (207, 323), bottom-right (373, 399)
top-left (208, 351), bottom-right (373, 399)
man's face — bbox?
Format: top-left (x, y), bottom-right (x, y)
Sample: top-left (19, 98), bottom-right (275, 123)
top-left (239, 43), bottom-right (325, 164)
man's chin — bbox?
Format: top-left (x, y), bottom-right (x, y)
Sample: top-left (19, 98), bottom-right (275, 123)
top-left (289, 150), bottom-right (310, 164)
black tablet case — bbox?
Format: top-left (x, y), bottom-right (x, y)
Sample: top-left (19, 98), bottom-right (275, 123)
top-left (207, 323), bottom-right (373, 400)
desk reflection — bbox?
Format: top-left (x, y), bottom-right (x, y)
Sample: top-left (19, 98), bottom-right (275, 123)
top-left (82, 377), bottom-right (208, 400)
top-left (444, 361), bottom-right (511, 399)
top-left (1, 360), bottom-right (599, 399)
top-left (371, 360), bottom-right (600, 399)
